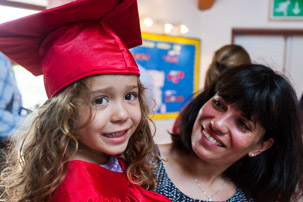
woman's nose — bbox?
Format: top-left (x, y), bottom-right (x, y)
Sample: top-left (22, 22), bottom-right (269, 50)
top-left (211, 114), bottom-right (230, 135)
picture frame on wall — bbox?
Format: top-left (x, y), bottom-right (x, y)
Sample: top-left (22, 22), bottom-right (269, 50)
top-left (130, 33), bottom-right (200, 119)
top-left (270, 0), bottom-right (303, 20)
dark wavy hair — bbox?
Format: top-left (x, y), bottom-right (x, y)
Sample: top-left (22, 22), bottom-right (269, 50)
top-left (173, 64), bottom-right (303, 202)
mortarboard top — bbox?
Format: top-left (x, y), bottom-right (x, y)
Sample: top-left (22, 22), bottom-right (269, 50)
top-left (0, 0), bottom-right (142, 98)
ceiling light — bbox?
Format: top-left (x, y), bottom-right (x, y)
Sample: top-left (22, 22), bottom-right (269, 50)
top-left (164, 23), bottom-right (173, 33)
top-left (143, 17), bottom-right (153, 27)
top-left (180, 24), bottom-right (189, 34)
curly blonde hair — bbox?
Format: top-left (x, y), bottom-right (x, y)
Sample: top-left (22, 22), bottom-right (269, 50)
top-left (0, 77), bottom-right (159, 201)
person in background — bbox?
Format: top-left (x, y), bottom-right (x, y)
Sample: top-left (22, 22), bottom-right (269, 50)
top-left (154, 64), bottom-right (303, 202)
top-left (204, 44), bottom-right (251, 88)
top-left (0, 52), bottom-right (23, 150)
top-left (172, 44), bottom-right (251, 134)
top-left (0, 0), bottom-right (170, 201)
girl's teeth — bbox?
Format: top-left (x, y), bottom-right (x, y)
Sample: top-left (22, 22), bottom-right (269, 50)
top-left (203, 130), bottom-right (223, 146)
top-left (104, 132), bottom-right (124, 138)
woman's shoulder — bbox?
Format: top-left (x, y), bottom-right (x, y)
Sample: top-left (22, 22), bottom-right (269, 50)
top-left (229, 188), bottom-right (254, 202)
top-left (153, 147), bottom-right (191, 201)
top-left (157, 143), bottom-right (173, 158)
top-left (153, 150), bottom-right (253, 202)
top-left (155, 170), bottom-right (252, 202)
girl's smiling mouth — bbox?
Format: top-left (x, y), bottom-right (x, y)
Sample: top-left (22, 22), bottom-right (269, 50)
top-left (103, 130), bottom-right (128, 138)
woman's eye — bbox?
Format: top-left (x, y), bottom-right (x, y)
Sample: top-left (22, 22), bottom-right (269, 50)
top-left (237, 119), bottom-right (251, 131)
top-left (125, 93), bottom-right (137, 101)
top-left (94, 97), bottom-right (108, 106)
top-left (213, 99), bottom-right (224, 109)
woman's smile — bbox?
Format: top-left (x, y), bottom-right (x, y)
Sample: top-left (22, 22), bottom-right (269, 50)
top-left (202, 127), bottom-right (224, 147)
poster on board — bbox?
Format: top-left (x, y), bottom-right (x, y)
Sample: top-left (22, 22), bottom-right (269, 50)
top-left (130, 33), bottom-right (200, 119)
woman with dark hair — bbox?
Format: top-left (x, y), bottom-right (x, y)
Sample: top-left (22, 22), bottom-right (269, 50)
top-left (172, 44), bottom-right (251, 134)
top-left (154, 64), bottom-right (303, 202)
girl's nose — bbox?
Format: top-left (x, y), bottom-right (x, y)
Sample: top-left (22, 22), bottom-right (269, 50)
top-left (110, 102), bottom-right (129, 123)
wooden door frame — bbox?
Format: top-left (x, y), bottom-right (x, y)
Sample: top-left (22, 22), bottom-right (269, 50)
top-left (231, 28), bottom-right (303, 73)
top-left (232, 28), bottom-right (303, 43)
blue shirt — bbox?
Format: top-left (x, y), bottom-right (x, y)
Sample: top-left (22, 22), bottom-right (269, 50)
top-left (0, 52), bottom-right (23, 137)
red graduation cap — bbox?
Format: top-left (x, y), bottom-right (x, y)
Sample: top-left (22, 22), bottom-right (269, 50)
top-left (0, 0), bottom-right (142, 98)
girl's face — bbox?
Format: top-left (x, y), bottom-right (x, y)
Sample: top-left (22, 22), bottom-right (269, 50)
top-left (76, 74), bottom-right (141, 159)
top-left (191, 94), bottom-right (273, 166)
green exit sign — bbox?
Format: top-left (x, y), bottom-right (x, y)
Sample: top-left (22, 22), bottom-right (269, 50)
top-left (271, 0), bottom-right (303, 19)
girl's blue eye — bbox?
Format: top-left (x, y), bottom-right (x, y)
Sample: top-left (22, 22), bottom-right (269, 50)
top-left (125, 93), bottom-right (137, 101)
top-left (94, 97), bottom-right (108, 105)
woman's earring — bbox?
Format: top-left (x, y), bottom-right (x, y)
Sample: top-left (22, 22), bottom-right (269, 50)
top-left (250, 153), bottom-right (255, 157)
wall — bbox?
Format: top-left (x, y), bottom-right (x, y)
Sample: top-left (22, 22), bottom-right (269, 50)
top-left (137, 0), bottom-right (202, 144)
top-left (1, 0), bottom-right (303, 144)
top-left (0, 5), bottom-right (38, 23)
top-left (138, 0), bottom-right (303, 144)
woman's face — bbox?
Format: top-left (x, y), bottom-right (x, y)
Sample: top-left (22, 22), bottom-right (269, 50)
top-left (75, 74), bottom-right (141, 158)
top-left (191, 94), bottom-right (272, 166)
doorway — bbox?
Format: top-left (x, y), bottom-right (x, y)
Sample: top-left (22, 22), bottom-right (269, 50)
top-left (232, 28), bottom-right (303, 98)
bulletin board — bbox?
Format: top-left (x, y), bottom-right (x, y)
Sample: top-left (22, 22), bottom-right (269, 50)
top-left (130, 33), bottom-right (200, 119)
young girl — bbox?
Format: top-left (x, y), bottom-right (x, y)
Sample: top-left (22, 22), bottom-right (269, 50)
top-left (0, 0), bottom-right (170, 201)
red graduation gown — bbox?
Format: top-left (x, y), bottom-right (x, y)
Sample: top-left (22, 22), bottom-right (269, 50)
top-left (53, 160), bottom-right (170, 202)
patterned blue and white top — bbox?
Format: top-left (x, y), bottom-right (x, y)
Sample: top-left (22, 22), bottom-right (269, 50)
top-left (153, 154), bottom-right (254, 202)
